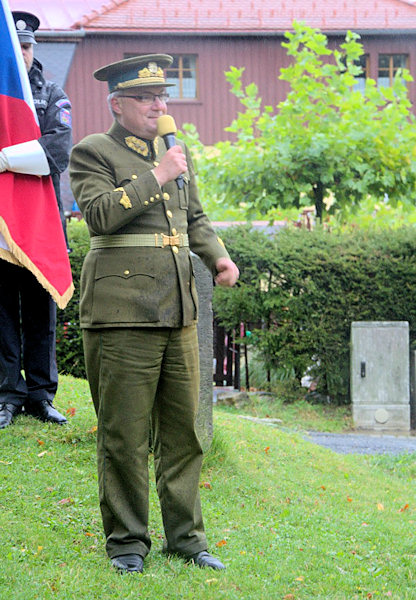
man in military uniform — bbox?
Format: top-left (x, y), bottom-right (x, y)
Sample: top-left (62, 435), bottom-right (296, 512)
top-left (0, 12), bottom-right (72, 428)
top-left (69, 54), bottom-right (239, 573)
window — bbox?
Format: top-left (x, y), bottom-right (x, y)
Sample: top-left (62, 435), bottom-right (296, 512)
top-left (166, 55), bottom-right (198, 100)
top-left (378, 54), bottom-right (408, 87)
top-left (353, 54), bottom-right (369, 92)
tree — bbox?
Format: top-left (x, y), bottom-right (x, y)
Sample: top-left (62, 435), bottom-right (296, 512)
top-left (183, 21), bottom-right (416, 221)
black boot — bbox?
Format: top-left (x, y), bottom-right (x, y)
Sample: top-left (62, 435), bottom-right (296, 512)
top-left (25, 400), bottom-right (67, 424)
top-left (111, 554), bottom-right (144, 573)
top-left (0, 403), bottom-right (22, 429)
top-left (190, 551), bottom-right (226, 570)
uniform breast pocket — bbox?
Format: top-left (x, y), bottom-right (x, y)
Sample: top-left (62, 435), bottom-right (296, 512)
top-left (179, 175), bottom-right (190, 210)
top-left (91, 256), bottom-right (159, 324)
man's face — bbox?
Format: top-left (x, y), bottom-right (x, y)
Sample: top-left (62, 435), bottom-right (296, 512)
top-left (20, 42), bottom-right (34, 72)
top-left (111, 87), bottom-right (168, 140)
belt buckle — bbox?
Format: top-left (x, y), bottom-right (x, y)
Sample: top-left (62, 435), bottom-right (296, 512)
top-left (161, 233), bottom-right (180, 247)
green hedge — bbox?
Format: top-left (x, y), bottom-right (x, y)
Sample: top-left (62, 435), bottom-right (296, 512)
top-left (58, 221), bottom-right (416, 405)
top-left (56, 220), bottom-right (89, 379)
top-left (213, 225), bottom-right (416, 404)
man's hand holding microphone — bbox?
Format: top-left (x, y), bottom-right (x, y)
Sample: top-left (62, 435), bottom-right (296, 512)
top-left (153, 114), bottom-right (239, 288)
top-left (153, 115), bottom-right (186, 188)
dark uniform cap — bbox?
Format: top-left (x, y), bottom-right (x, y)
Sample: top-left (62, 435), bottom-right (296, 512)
top-left (12, 11), bottom-right (39, 44)
top-left (94, 54), bottom-right (174, 93)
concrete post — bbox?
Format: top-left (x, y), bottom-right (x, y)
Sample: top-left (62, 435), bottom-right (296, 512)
top-left (350, 321), bottom-right (410, 432)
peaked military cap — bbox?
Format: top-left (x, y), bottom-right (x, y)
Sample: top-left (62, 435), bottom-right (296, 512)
top-left (12, 11), bottom-right (39, 44)
top-left (94, 54), bottom-right (174, 93)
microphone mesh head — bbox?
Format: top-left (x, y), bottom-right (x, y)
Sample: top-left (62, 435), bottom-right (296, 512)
top-left (157, 114), bottom-right (177, 137)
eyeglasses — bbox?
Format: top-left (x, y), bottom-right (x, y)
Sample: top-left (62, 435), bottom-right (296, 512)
top-left (117, 92), bottom-right (170, 105)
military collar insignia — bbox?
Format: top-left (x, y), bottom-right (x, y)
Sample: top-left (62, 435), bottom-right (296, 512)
top-left (124, 136), bottom-right (159, 160)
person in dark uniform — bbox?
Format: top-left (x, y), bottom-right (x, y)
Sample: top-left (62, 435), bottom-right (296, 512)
top-left (69, 54), bottom-right (239, 573)
top-left (0, 11), bottom-right (72, 428)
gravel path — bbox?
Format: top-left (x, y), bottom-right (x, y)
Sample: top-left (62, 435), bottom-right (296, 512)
top-left (304, 431), bottom-right (416, 455)
top-left (236, 415), bottom-right (416, 455)
top-left (216, 389), bottom-right (416, 455)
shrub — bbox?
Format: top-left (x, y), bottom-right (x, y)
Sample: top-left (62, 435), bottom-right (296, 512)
top-left (56, 220), bottom-right (89, 379)
top-left (213, 225), bottom-right (416, 404)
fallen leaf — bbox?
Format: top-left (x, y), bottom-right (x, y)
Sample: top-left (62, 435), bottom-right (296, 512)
top-left (377, 503), bottom-right (384, 511)
top-left (216, 539), bottom-right (227, 547)
top-left (37, 451), bottom-right (47, 457)
top-left (58, 497), bottom-right (73, 505)
top-left (37, 439), bottom-right (45, 446)
top-left (200, 481), bottom-right (212, 490)
top-left (88, 425), bottom-right (97, 434)
top-left (320, 485), bottom-right (326, 490)
top-left (66, 407), bottom-right (76, 417)
top-left (264, 446), bottom-right (270, 454)
top-left (347, 497), bottom-right (353, 502)
top-left (295, 576), bottom-right (304, 581)
top-left (205, 579), bottom-right (218, 585)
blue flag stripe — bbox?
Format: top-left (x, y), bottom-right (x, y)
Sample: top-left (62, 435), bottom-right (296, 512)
top-left (0, 0), bottom-right (24, 99)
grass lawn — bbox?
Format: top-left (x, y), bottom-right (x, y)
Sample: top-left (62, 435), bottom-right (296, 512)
top-left (1, 375), bottom-right (415, 599)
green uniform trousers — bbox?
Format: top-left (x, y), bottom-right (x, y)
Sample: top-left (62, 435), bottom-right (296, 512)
top-left (83, 325), bottom-right (208, 559)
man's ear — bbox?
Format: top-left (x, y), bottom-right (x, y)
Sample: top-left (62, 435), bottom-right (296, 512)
top-left (111, 95), bottom-right (122, 116)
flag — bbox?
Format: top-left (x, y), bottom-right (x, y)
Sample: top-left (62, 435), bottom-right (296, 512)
top-left (0, 0), bottom-right (73, 309)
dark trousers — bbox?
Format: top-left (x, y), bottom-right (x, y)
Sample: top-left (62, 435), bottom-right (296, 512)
top-left (83, 325), bottom-right (208, 560)
top-left (0, 260), bottom-right (58, 406)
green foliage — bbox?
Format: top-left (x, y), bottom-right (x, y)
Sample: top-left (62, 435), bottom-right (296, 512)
top-left (56, 220), bottom-right (89, 379)
top-left (180, 21), bottom-right (416, 223)
top-left (213, 224), bottom-right (416, 404)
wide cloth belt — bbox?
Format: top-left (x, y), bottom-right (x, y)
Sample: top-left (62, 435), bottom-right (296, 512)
top-left (90, 233), bottom-right (189, 249)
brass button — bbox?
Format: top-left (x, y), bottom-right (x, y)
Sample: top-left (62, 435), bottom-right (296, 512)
top-left (144, 200), bottom-right (149, 205)
top-left (150, 197), bottom-right (154, 203)
top-left (153, 161), bottom-right (159, 167)
top-left (166, 210), bottom-right (173, 218)
top-left (155, 194), bottom-right (160, 199)
top-left (163, 192), bottom-right (170, 201)
top-left (171, 228), bottom-right (177, 235)
top-left (131, 174), bottom-right (137, 180)
top-left (172, 246), bottom-right (179, 254)
top-left (124, 270), bottom-right (130, 275)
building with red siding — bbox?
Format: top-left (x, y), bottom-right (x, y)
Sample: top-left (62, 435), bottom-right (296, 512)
top-left (6, 0), bottom-right (416, 147)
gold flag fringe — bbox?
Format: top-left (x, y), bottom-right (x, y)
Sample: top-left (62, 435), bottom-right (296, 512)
top-left (0, 217), bottom-right (74, 309)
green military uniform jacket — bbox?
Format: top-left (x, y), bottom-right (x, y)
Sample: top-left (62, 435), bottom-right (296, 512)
top-left (69, 120), bottom-right (229, 329)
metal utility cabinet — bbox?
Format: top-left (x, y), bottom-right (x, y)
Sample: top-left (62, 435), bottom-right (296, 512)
top-left (350, 321), bottom-right (410, 432)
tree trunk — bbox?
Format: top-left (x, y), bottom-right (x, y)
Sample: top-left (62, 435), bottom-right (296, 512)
top-left (314, 181), bottom-right (324, 223)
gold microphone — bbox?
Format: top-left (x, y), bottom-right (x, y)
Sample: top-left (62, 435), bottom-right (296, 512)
top-left (157, 115), bottom-right (184, 189)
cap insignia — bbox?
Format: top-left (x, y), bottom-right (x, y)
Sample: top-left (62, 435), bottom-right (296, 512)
top-left (16, 19), bottom-right (27, 30)
top-left (138, 64), bottom-right (164, 80)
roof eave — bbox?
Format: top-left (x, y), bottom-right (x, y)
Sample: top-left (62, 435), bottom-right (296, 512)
top-left (77, 27), bottom-right (416, 37)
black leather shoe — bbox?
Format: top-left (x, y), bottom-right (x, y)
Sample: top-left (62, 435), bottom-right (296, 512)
top-left (190, 551), bottom-right (226, 570)
top-left (111, 554), bottom-right (144, 573)
top-left (0, 403), bottom-right (22, 429)
top-left (25, 400), bottom-right (67, 424)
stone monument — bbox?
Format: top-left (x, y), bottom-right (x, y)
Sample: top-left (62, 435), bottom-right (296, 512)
top-left (192, 254), bottom-right (214, 450)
